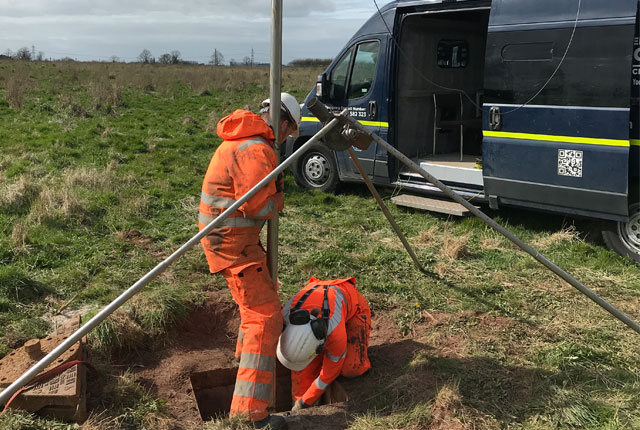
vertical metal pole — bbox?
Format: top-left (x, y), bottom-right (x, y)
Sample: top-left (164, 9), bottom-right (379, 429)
top-left (267, 0), bottom-right (283, 410)
top-left (267, 0), bottom-right (283, 289)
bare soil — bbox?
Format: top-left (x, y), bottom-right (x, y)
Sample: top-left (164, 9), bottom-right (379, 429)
top-left (125, 290), bottom-right (520, 430)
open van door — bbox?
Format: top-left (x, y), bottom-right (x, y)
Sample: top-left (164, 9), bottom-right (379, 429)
top-left (482, 0), bottom-right (638, 221)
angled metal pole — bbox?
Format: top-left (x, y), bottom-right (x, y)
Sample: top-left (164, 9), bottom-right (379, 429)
top-left (347, 148), bottom-right (429, 274)
top-left (0, 113), bottom-right (344, 407)
top-left (341, 113), bottom-right (640, 335)
top-left (267, 0), bottom-right (283, 289)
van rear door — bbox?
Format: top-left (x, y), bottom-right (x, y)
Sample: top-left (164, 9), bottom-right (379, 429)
top-left (482, 0), bottom-right (638, 220)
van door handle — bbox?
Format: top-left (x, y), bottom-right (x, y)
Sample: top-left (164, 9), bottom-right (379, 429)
top-left (369, 101), bottom-right (377, 120)
top-left (489, 106), bottom-right (502, 131)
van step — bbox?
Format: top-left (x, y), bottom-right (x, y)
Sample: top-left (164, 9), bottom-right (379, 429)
top-left (391, 194), bottom-right (475, 217)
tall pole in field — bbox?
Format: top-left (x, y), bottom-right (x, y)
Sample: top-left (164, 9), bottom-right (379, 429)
top-left (267, 0), bottom-right (282, 288)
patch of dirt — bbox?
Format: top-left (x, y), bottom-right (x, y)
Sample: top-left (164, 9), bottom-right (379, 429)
top-left (115, 229), bottom-right (165, 259)
top-left (133, 290), bottom-right (239, 427)
top-left (104, 292), bottom-right (530, 429)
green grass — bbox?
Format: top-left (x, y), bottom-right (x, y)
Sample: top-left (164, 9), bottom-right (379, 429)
top-left (0, 60), bottom-right (639, 429)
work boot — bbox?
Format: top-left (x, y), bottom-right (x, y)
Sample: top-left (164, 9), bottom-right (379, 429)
top-left (251, 415), bottom-right (288, 429)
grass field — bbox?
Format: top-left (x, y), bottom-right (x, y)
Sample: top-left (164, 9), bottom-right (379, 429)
top-left (0, 60), bottom-right (640, 429)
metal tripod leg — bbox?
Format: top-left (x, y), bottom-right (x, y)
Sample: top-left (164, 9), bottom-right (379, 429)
top-left (347, 148), bottom-right (429, 275)
top-left (340, 114), bottom-right (640, 336)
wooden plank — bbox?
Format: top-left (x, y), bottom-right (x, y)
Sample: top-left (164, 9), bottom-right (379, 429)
top-left (391, 194), bottom-right (476, 217)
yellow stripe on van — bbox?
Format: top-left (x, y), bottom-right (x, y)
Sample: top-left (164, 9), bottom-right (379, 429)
top-left (632, 139), bottom-right (640, 147)
top-left (483, 130), bottom-right (630, 147)
top-left (301, 116), bottom-right (389, 128)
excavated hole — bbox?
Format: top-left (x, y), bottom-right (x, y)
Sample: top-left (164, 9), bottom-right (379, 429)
top-left (190, 362), bottom-right (349, 421)
top-left (190, 363), bottom-right (292, 420)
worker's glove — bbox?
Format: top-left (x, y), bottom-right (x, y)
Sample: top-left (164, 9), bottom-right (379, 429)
top-left (276, 172), bottom-right (284, 193)
top-left (291, 398), bottom-right (310, 413)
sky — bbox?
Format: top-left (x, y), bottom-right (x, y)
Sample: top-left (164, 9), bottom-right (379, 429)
top-left (0, 0), bottom-right (384, 64)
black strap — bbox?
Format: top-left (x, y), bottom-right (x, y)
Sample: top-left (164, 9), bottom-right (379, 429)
top-left (292, 284), bottom-right (332, 327)
top-left (291, 285), bottom-right (321, 312)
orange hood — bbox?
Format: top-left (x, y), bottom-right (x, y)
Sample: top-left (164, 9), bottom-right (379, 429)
top-left (216, 109), bottom-right (275, 144)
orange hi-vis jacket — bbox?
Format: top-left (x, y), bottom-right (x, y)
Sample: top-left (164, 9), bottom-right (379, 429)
top-left (283, 277), bottom-right (366, 405)
top-left (199, 109), bottom-right (284, 273)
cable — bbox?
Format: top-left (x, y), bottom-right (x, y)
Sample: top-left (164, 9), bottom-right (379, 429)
top-left (371, 0), bottom-right (581, 115)
top-left (501, 0), bottom-right (581, 114)
top-left (372, 0), bottom-right (481, 110)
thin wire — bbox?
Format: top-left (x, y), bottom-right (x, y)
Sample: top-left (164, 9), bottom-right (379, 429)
top-left (372, 0), bottom-right (481, 110)
top-left (501, 0), bottom-right (581, 114)
top-left (372, 0), bottom-right (582, 115)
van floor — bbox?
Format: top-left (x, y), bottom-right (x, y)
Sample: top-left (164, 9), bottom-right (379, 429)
top-left (399, 152), bottom-right (484, 187)
top-left (402, 153), bottom-right (480, 171)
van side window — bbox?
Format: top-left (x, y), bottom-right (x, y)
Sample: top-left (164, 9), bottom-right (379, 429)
top-left (329, 49), bottom-right (352, 100)
top-left (347, 41), bottom-right (380, 99)
top-left (437, 40), bottom-right (468, 68)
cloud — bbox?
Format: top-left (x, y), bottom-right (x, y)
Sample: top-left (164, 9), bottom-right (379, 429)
top-left (0, 0), bottom-right (377, 62)
top-left (0, 0), bottom-right (336, 18)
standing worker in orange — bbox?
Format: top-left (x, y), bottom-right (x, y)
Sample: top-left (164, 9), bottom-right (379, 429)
top-left (277, 277), bottom-right (372, 411)
top-left (199, 93), bottom-right (300, 430)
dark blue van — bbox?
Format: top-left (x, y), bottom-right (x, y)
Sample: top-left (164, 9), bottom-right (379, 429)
top-left (285, 0), bottom-right (640, 262)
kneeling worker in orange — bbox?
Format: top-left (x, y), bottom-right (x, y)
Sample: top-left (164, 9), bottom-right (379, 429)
top-left (277, 277), bottom-right (372, 411)
top-left (199, 93), bottom-right (300, 429)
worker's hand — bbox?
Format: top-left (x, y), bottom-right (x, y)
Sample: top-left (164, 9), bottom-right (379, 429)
top-left (291, 398), bottom-right (310, 413)
top-left (276, 172), bottom-right (284, 193)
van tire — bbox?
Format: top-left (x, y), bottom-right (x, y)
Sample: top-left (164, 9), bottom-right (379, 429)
top-left (601, 201), bottom-right (640, 263)
top-left (292, 143), bottom-right (339, 192)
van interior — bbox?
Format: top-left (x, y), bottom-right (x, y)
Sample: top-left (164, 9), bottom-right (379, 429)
top-left (395, 7), bottom-right (490, 188)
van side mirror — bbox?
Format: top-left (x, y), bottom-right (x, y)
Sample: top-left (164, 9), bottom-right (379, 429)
top-left (316, 73), bottom-right (329, 100)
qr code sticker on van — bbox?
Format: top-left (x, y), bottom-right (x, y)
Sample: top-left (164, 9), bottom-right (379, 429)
top-left (557, 149), bottom-right (583, 178)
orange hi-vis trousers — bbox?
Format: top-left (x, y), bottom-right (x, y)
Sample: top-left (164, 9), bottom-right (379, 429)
top-left (221, 257), bottom-right (282, 422)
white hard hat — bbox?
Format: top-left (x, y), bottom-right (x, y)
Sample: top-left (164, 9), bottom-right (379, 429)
top-left (261, 92), bottom-right (301, 129)
top-left (277, 319), bottom-right (324, 371)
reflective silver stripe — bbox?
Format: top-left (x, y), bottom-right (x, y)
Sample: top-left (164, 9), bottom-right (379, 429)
top-left (201, 191), bottom-right (236, 208)
top-left (282, 296), bottom-right (295, 322)
top-left (233, 380), bottom-right (272, 401)
top-left (327, 286), bottom-right (347, 336)
top-left (327, 348), bottom-right (347, 363)
top-left (254, 198), bottom-right (277, 218)
top-left (238, 328), bottom-right (244, 344)
top-left (237, 137), bottom-right (269, 152)
top-left (239, 353), bottom-right (275, 372)
top-left (314, 377), bottom-right (329, 390)
top-left (199, 213), bottom-right (265, 228)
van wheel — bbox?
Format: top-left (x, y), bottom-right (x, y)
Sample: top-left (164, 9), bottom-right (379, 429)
top-left (293, 143), bottom-right (339, 192)
top-left (602, 202), bottom-right (640, 263)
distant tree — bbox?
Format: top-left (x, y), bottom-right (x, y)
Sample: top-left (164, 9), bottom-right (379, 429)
top-left (36, 51), bottom-right (44, 61)
top-left (170, 50), bottom-right (181, 64)
top-left (110, 55), bottom-right (119, 63)
top-left (288, 58), bottom-right (333, 67)
top-left (229, 58), bottom-right (238, 67)
top-left (210, 49), bottom-right (224, 66)
top-left (138, 49), bottom-right (153, 63)
top-left (158, 53), bottom-right (172, 64)
top-left (3, 49), bottom-right (14, 58)
top-left (15, 47), bottom-right (32, 61)
top-left (241, 56), bottom-right (251, 66)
